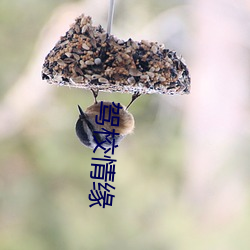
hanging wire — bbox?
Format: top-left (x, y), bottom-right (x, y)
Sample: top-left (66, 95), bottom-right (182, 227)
top-left (107, 0), bottom-right (115, 34)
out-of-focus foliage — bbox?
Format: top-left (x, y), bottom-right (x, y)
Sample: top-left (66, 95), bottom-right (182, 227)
top-left (1, 0), bottom-right (250, 250)
top-left (0, 0), bottom-right (70, 97)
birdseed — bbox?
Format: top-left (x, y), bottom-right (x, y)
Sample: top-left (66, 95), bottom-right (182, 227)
top-left (42, 14), bottom-right (190, 95)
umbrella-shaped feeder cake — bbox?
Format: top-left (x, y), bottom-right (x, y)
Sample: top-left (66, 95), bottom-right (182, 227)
top-left (41, 3), bottom-right (191, 149)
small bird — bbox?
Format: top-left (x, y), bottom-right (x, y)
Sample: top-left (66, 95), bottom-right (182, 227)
top-left (75, 89), bottom-right (136, 149)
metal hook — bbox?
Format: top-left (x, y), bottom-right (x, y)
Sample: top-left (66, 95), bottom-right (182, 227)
top-left (107, 0), bottom-right (115, 35)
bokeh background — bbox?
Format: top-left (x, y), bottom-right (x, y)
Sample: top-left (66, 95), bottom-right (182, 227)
top-left (1, 0), bottom-right (250, 249)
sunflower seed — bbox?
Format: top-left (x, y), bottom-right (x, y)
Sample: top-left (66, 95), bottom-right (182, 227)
top-left (81, 25), bottom-right (88, 34)
top-left (59, 40), bottom-right (69, 47)
top-left (72, 53), bottom-right (80, 60)
top-left (92, 74), bottom-right (101, 79)
top-left (74, 66), bottom-right (83, 75)
top-left (63, 58), bottom-right (75, 64)
top-left (75, 24), bottom-right (80, 34)
top-left (98, 77), bottom-right (109, 84)
top-left (85, 60), bottom-right (94, 65)
top-left (147, 72), bottom-right (154, 78)
top-left (128, 77), bottom-right (135, 84)
top-left (65, 52), bottom-right (72, 58)
top-left (151, 45), bottom-right (158, 54)
top-left (129, 68), bottom-right (142, 77)
top-left (72, 76), bottom-right (84, 83)
top-left (141, 40), bottom-right (150, 47)
top-left (57, 59), bottom-right (67, 66)
top-left (140, 75), bottom-right (149, 82)
top-left (82, 43), bottom-right (90, 50)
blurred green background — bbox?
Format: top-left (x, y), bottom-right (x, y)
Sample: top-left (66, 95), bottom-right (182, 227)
top-left (1, 0), bottom-right (250, 249)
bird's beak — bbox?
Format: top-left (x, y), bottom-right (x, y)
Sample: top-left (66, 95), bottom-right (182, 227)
top-left (77, 105), bottom-right (86, 119)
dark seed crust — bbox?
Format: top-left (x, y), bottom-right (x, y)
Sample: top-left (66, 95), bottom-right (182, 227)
top-left (42, 14), bottom-right (190, 95)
